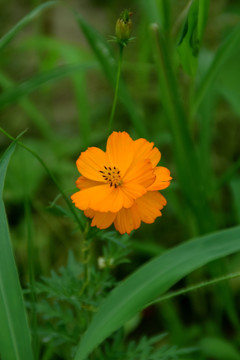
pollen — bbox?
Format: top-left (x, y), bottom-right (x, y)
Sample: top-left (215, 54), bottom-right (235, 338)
top-left (99, 166), bottom-right (122, 188)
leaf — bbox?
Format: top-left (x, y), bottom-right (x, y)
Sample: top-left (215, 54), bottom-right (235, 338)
top-left (0, 1), bottom-right (57, 51)
top-left (192, 23), bottom-right (240, 114)
top-left (74, 225), bottom-right (240, 360)
top-left (0, 63), bottom-right (95, 109)
top-left (0, 142), bottom-right (34, 360)
top-left (217, 50), bottom-right (240, 117)
top-left (177, 0), bottom-right (199, 76)
top-left (230, 177), bottom-right (240, 223)
top-left (200, 337), bottom-right (240, 360)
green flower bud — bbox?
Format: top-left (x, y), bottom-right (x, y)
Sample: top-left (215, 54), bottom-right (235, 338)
top-left (115, 10), bottom-right (133, 42)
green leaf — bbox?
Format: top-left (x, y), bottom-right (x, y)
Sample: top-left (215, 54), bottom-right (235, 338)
top-left (0, 1), bottom-right (57, 51)
top-left (0, 142), bottom-right (34, 360)
top-left (192, 23), bottom-right (240, 114)
top-left (217, 50), bottom-right (240, 117)
top-left (74, 225), bottom-right (240, 360)
top-left (0, 71), bottom-right (54, 140)
top-left (200, 337), bottom-right (240, 360)
top-left (0, 63), bottom-right (95, 109)
top-left (177, 0), bottom-right (199, 76)
top-left (230, 177), bottom-right (240, 223)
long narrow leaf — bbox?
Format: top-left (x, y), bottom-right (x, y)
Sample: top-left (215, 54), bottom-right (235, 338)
top-left (192, 23), bottom-right (240, 114)
top-left (0, 1), bottom-right (57, 51)
top-left (0, 142), bottom-right (34, 360)
top-left (0, 63), bottom-right (95, 109)
top-left (74, 225), bottom-right (240, 360)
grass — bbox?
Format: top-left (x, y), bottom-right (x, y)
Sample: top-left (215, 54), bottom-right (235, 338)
top-left (0, 1), bottom-right (240, 359)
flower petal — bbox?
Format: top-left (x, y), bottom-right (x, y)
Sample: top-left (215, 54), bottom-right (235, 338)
top-left (114, 204), bottom-right (141, 235)
top-left (147, 167), bottom-right (172, 191)
top-left (84, 208), bottom-right (95, 218)
top-left (91, 211), bottom-right (116, 229)
top-left (136, 191), bottom-right (167, 223)
top-left (76, 147), bottom-right (109, 181)
top-left (106, 131), bottom-right (135, 176)
top-left (71, 184), bottom-right (134, 213)
top-left (76, 176), bottom-right (103, 189)
top-left (123, 159), bottom-right (155, 188)
top-left (121, 182), bottom-right (147, 201)
top-left (132, 138), bottom-right (161, 167)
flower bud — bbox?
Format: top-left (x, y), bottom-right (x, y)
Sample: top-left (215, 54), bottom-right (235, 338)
top-left (115, 10), bottom-right (133, 42)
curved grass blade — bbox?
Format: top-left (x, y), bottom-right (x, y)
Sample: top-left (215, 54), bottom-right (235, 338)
top-left (0, 63), bottom-right (95, 109)
top-left (74, 225), bottom-right (240, 360)
top-left (0, 71), bottom-right (54, 140)
top-left (0, 141), bottom-right (34, 360)
top-left (192, 23), bottom-right (240, 115)
top-left (0, 1), bottom-right (57, 52)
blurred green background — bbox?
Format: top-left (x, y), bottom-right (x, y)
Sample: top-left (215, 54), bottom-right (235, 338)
top-left (1, 0), bottom-right (240, 359)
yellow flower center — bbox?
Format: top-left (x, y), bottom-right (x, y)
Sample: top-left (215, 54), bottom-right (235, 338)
top-left (99, 166), bottom-right (122, 188)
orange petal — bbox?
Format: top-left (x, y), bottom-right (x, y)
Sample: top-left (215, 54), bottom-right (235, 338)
top-left (114, 204), bottom-right (141, 235)
top-left (84, 208), bottom-right (116, 229)
top-left (121, 182), bottom-right (147, 201)
top-left (76, 147), bottom-right (109, 181)
top-left (71, 184), bottom-right (133, 213)
top-left (123, 159), bottom-right (155, 188)
top-left (106, 132), bottom-right (135, 176)
top-left (132, 138), bottom-right (161, 167)
top-left (147, 167), bottom-right (172, 191)
top-left (91, 211), bottom-right (116, 229)
top-left (84, 209), bottom-right (95, 218)
top-left (135, 191), bottom-right (167, 224)
top-left (76, 176), bottom-right (103, 189)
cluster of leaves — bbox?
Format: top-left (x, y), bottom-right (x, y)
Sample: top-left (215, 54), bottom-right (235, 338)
top-left (28, 250), bottom-right (115, 358)
top-left (100, 332), bottom-right (196, 360)
top-left (28, 248), bottom-right (195, 359)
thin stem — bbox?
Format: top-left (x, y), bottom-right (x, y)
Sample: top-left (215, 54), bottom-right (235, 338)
top-left (0, 127), bottom-right (85, 234)
top-left (148, 272), bottom-right (240, 306)
top-left (108, 45), bottom-right (124, 133)
top-left (24, 198), bottom-right (39, 359)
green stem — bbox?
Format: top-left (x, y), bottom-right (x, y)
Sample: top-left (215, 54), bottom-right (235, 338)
top-left (24, 198), bottom-right (39, 359)
top-left (148, 272), bottom-right (240, 306)
top-left (0, 127), bottom-right (85, 234)
top-left (108, 45), bottom-right (124, 133)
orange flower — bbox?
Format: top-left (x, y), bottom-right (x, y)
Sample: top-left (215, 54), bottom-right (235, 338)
top-left (71, 131), bottom-right (172, 234)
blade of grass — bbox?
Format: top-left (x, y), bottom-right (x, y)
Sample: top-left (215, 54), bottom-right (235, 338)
top-left (20, 147), bottom-right (39, 359)
top-left (192, 23), bottom-right (240, 115)
top-left (74, 225), bottom-right (240, 360)
top-left (0, 1), bottom-right (57, 51)
top-left (150, 23), bottom-right (214, 233)
top-left (0, 71), bottom-right (54, 141)
top-left (75, 14), bottom-right (147, 137)
top-left (149, 271), bottom-right (240, 305)
top-left (197, 0), bottom-right (210, 40)
top-left (0, 141), bottom-right (34, 360)
top-left (0, 63), bottom-right (95, 109)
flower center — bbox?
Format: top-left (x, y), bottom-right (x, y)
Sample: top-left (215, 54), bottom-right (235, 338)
top-left (99, 166), bottom-right (122, 188)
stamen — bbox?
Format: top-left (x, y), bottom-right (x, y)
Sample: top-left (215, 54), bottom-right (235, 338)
top-left (99, 165), bottom-right (122, 188)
